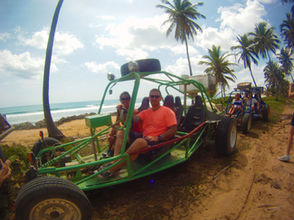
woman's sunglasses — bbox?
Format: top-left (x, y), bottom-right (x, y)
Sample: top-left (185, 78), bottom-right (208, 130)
top-left (149, 95), bottom-right (161, 99)
top-left (120, 97), bottom-right (130, 101)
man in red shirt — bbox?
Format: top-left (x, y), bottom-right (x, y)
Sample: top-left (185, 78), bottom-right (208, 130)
top-left (105, 88), bottom-right (177, 176)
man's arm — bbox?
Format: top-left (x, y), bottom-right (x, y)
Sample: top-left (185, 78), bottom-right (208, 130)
top-left (158, 125), bottom-right (177, 142)
top-left (145, 125), bottom-right (177, 142)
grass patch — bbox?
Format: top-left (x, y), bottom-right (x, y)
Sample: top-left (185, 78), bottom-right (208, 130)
top-left (262, 96), bottom-right (286, 123)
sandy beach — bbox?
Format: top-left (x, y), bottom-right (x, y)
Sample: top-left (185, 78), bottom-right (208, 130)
top-left (2, 119), bottom-right (90, 147)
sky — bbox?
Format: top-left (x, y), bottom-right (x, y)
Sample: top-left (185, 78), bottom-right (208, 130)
top-left (0, 0), bottom-right (291, 108)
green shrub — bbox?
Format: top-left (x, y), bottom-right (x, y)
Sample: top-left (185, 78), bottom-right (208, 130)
top-left (263, 96), bottom-right (286, 123)
top-left (0, 144), bottom-right (30, 220)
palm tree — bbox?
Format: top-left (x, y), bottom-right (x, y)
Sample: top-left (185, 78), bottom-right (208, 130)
top-left (199, 45), bottom-right (236, 96)
top-left (157, 0), bottom-right (205, 76)
top-left (249, 22), bottom-right (280, 61)
top-left (280, 0), bottom-right (294, 14)
top-left (43, 0), bottom-right (65, 139)
top-left (264, 61), bottom-right (287, 99)
top-left (231, 34), bottom-right (258, 87)
top-left (277, 48), bottom-right (294, 81)
top-left (280, 13), bottom-right (294, 53)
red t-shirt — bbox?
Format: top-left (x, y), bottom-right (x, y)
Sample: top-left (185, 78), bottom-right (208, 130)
top-left (138, 106), bottom-right (177, 137)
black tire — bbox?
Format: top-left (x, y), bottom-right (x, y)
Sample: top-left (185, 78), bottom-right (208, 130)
top-left (32, 137), bottom-right (63, 164)
top-left (120, 58), bottom-right (161, 76)
top-left (241, 113), bottom-right (252, 134)
top-left (15, 176), bottom-right (91, 220)
top-left (216, 117), bottom-right (237, 155)
top-left (262, 104), bottom-right (270, 122)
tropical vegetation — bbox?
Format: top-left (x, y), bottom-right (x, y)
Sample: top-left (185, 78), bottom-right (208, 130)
top-left (157, 0), bottom-right (205, 76)
top-left (199, 45), bottom-right (236, 96)
top-left (280, 12), bottom-right (294, 53)
top-left (264, 61), bottom-right (289, 99)
top-left (277, 48), bottom-right (294, 81)
top-left (231, 34), bottom-right (258, 86)
top-left (249, 22), bottom-right (280, 61)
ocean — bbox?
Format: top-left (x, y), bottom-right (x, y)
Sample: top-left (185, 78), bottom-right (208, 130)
top-left (0, 99), bottom-right (143, 125)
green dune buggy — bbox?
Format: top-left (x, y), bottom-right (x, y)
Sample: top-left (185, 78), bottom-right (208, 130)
top-left (15, 59), bottom-right (237, 220)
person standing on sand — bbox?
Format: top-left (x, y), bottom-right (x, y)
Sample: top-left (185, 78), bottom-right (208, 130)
top-left (279, 83), bottom-right (294, 162)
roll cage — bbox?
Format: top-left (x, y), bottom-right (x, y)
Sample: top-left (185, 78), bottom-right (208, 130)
top-left (31, 70), bottom-right (223, 191)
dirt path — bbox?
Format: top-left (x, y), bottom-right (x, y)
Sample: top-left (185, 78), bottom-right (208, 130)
top-left (2, 105), bottom-right (293, 219)
top-left (88, 105), bottom-right (294, 220)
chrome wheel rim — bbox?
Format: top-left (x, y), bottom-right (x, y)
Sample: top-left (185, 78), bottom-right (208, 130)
top-left (29, 198), bottom-right (82, 220)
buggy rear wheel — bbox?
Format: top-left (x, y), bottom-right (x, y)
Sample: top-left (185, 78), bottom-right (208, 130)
top-left (241, 113), bottom-right (252, 134)
top-left (15, 176), bottom-right (91, 220)
top-left (216, 117), bottom-right (237, 155)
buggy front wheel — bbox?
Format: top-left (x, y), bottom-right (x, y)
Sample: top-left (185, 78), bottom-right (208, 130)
top-left (15, 176), bottom-right (91, 220)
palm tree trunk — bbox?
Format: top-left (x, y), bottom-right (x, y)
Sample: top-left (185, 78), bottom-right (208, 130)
top-left (275, 84), bottom-right (279, 101)
top-left (43, 0), bottom-right (65, 140)
top-left (248, 65), bottom-right (257, 87)
top-left (290, 73), bottom-right (294, 82)
top-left (184, 38), bottom-right (193, 76)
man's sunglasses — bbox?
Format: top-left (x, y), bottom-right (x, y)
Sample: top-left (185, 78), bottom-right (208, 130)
top-left (149, 95), bottom-right (161, 99)
top-left (120, 97), bottom-right (130, 101)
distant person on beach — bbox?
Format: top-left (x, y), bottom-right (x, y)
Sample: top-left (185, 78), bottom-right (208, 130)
top-left (0, 147), bottom-right (11, 187)
top-left (105, 91), bottom-right (141, 157)
top-left (279, 83), bottom-right (294, 162)
top-left (0, 114), bottom-right (11, 134)
top-left (101, 88), bottom-right (177, 177)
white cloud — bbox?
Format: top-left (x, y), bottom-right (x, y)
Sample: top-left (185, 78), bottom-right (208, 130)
top-left (20, 29), bottom-right (84, 56)
top-left (0, 50), bottom-right (57, 79)
top-left (116, 48), bottom-right (149, 60)
top-left (217, 0), bottom-right (266, 34)
top-left (98, 15), bottom-right (115, 21)
top-left (85, 61), bottom-right (119, 73)
top-left (0, 33), bottom-right (10, 41)
top-left (94, 14), bottom-right (177, 59)
top-left (169, 44), bottom-right (199, 56)
top-left (196, 27), bottom-right (236, 52)
top-left (165, 54), bottom-right (207, 77)
top-left (0, 50), bottom-right (42, 79)
top-left (194, 0), bottom-right (267, 54)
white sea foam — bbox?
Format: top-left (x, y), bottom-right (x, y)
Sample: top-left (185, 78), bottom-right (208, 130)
top-left (4, 102), bottom-right (141, 125)
top-left (6, 105), bottom-right (101, 125)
